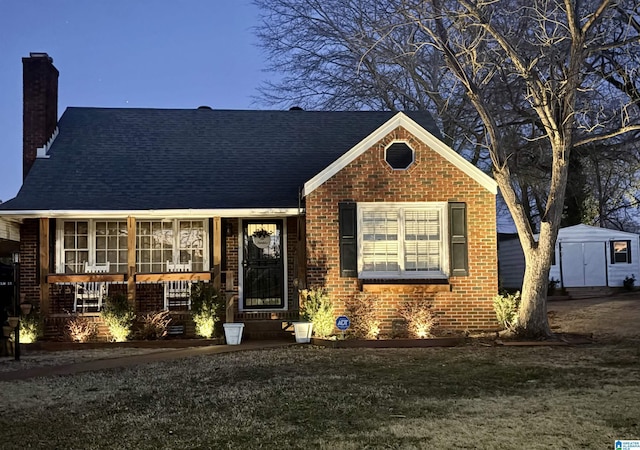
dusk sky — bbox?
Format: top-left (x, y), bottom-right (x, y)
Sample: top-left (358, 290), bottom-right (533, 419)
top-left (0, 0), bottom-right (268, 203)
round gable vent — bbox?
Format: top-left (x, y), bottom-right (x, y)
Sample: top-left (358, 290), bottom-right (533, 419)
top-left (385, 142), bottom-right (415, 170)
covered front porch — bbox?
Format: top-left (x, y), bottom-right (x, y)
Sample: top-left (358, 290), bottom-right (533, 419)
top-left (19, 214), bottom-right (306, 340)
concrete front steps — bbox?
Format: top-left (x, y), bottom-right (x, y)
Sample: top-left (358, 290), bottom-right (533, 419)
top-left (240, 320), bottom-right (295, 340)
top-left (235, 311), bottom-right (299, 340)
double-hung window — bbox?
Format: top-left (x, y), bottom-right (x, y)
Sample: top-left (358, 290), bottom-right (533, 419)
top-left (59, 220), bottom-right (128, 273)
top-left (611, 240), bottom-right (632, 264)
top-left (59, 219), bottom-right (207, 274)
top-left (136, 220), bottom-right (207, 272)
top-left (358, 203), bottom-right (448, 279)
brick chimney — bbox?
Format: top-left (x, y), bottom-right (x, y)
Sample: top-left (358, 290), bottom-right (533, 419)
top-left (22, 52), bottom-right (59, 180)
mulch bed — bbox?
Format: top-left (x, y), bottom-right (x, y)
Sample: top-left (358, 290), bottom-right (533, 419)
top-left (18, 332), bottom-right (596, 353)
top-left (311, 337), bottom-right (465, 348)
top-left (26, 337), bottom-right (224, 352)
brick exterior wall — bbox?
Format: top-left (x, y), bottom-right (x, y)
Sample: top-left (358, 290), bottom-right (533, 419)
top-left (136, 283), bottom-right (164, 312)
top-left (286, 216), bottom-right (298, 309)
top-left (19, 219), bottom-right (40, 309)
top-left (224, 220), bottom-right (239, 292)
top-left (305, 126), bottom-right (498, 333)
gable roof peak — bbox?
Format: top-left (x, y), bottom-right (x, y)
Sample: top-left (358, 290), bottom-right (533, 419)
top-left (302, 111), bottom-right (497, 197)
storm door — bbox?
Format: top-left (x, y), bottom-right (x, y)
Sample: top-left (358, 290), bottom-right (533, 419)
top-left (242, 220), bottom-right (285, 309)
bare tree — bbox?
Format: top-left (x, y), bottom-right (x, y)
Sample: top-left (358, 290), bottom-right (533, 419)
top-left (254, 0), bottom-right (488, 154)
top-left (584, 141), bottom-right (640, 231)
top-left (255, 0), bottom-right (640, 337)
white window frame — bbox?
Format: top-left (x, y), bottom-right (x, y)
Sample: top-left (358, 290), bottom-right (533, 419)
top-left (136, 219), bottom-right (209, 273)
top-left (56, 219), bottom-right (128, 273)
top-left (611, 240), bottom-right (631, 264)
top-left (357, 202), bottom-right (449, 279)
top-left (384, 140), bottom-right (415, 170)
top-left (57, 218), bottom-right (209, 274)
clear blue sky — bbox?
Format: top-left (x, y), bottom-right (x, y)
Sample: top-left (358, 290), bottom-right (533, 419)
top-left (0, 0), bottom-right (267, 203)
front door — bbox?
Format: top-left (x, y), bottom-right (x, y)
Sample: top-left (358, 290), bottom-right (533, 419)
top-left (241, 220), bottom-right (285, 309)
top-left (561, 242), bottom-right (607, 287)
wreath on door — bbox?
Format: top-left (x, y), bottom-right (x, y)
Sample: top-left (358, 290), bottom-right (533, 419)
top-left (252, 228), bottom-right (272, 249)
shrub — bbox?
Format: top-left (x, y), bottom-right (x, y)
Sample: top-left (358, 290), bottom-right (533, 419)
top-left (548, 278), bottom-right (559, 295)
top-left (19, 312), bottom-right (43, 343)
top-left (101, 293), bottom-right (136, 342)
top-left (623, 274), bottom-right (636, 291)
top-left (398, 300), bottom-right (438, 338)
top-left (66, 315), bottom-right (98, 342)
top-left (191, 282), bottom-right (225, 338)
top-left (493, 291), bottom-right (521, 331)
top-left (137, 310), bottom-right (172, 340)
top-left (299, 287), bottom-right (334, 338)
top-left (345, 293), bottom-right (380, 339)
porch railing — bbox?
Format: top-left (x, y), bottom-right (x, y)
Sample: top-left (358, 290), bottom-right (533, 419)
top-left (45, 271), bottom-right (238, 315)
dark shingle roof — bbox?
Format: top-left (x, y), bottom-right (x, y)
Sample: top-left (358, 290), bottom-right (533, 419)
top-left (0, 108), bottom-right (440, 211)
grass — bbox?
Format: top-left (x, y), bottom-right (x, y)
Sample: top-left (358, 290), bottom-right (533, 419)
top-left (0, 347), bottom-right (162, 373)
top-left (1, 343), bottom-right (639, 449)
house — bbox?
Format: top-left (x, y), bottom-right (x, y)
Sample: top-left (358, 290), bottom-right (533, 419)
top-left (0, 53), bottom-right (498, 339)
top-left (498, 224), bottom-right (640, 290)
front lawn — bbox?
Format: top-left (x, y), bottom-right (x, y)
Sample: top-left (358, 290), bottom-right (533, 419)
top-left (1, 343), bottom-right (638, 449)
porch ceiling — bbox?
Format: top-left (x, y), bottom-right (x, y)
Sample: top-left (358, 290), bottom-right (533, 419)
top-left (0, 239), bottom-right (19, 258)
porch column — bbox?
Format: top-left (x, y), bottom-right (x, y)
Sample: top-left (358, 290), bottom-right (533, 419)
top-left (39, 217), bottom-right (50, 313)
top-left (127, 216), bottom-right (136, 308)
top-left (212, 217), bottom-right (222, 290)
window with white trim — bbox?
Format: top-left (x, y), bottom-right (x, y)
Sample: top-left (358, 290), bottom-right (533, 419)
top-left (358, 203), bottom-right (448, 278)
top-left (178, 220), bottom-right (205, 270)
top-left (611, 240), bottom-right (631, 264)
top-left (136, 220), bottom-right (207, 273)
top-left (59, 220), bottom-right (127, 273)
top-left (95, 221), bottom-right (128, 272)
top-left (385, 142), bottom-right (415, 170)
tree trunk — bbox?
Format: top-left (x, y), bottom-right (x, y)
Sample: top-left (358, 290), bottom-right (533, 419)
top-left (518, 247), bottom-right (553, 338)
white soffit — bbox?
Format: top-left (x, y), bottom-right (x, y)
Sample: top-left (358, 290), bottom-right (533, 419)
top-left (302, 112), bottom-right (498, 197)
top-left (0, 208), bottom-right (301, 220)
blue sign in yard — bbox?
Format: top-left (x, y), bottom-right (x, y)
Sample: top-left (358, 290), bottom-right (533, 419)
top-left (336, 315), bottom-right (350, 331)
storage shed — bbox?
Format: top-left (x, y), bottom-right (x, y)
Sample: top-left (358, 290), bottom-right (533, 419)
top-left (498, 224), bottom-right (640, 289)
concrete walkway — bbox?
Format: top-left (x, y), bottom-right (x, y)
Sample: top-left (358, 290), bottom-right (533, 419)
top-left (0, 340), bottom-right (296, 382)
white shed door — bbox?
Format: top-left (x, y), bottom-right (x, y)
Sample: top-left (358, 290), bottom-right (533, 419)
top-left (561, 242), bottom-right (607, 287)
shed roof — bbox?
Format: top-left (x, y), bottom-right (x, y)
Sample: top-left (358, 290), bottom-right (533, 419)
top-left (556, 224), bottom-right (640, 241)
